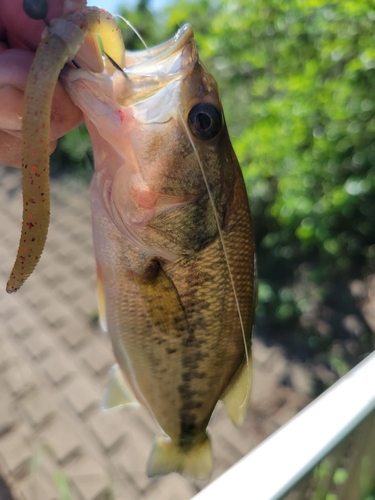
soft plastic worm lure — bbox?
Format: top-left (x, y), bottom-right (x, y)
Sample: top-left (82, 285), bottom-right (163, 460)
top-left (6, 6), bottom-right (125, 293)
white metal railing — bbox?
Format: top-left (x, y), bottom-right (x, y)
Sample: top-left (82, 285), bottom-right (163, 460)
top-left (194, 350), bottom-right (375, 500)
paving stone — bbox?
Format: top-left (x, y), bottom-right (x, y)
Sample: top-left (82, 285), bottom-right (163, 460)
top-left (41, 303), bottom-right (68, 328)
top-left (266, 349), bottom-right (288, 381)
top-left (112, 430), bottom-right (153, 492)
top-left (43, 230), bottom-right (65, 252)
top-left (65, 377), bottom-right (99, 418)
top-left (8, 311), bottom-right (35, 340)
top-left (0, 339), bottom-right (17, 371)
top-left (252, 337), bottom-right (272, 367)
top-left (22, 392), bottom-right (55, 429)
top-left (65, 456), bottom-right (111, 500)
top-left (0, 432), bottom-right (31, 479)
top-left (122, 408), bottom-right (158, 440)
top-left (4, 363), bottom-right (37, 398)
top-left (40, 261), bottom-right (67, 284)
top-left (59, 274), bottom-right (86, 300)
top-left (56, 241), bottom-right (79, 262)
top-left (0, 399), bottom-right (15, 437)
top-left (211, 412), bottom-right (254, 459)
top-left (74, 291), bottom-right (97, 319)
top-left (23, 332), bottom-right (53, 361)
top-left (111, 484), bottom-right (139, 500)
top-left (142, 474), bottom-right (197, 500)
top-left (80, 341), bottom-right (113, 378)
top-left (56, 205), bottom-right (82, 225)
top-left (17, 473), bottom-right (59, 500)
top-left (64, 191), bottom-right (89, 211)
top-left (207, 460), bottom-right (232, 485)
top-left (73, 254), bottom-right (95, 276)
top-left (0, 293), bottom-right (18, 322)
top-left (69, 225), bottom-right (92, 244)
top-left (42, 355), bottom-right (76, 387)
top-left (271, 401), bottom-right (299, 428)
top-left (24, 286), bottom-right (52, 310)
top-left (42, 420), bottom-right (82, 465)
top-left (59, 320), bottom-right (90, 350)
top-left (289, 363), bottom-right (313, 396)
top-left (2, 225), bottom-right (21, 247)
top-left (250, 366), bottom-right (278, 409)
top-left (89, 410), bottom-right (126, 453)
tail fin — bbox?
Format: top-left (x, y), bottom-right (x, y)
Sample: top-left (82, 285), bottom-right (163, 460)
top-left (147, 434), bottom-right (213, 481)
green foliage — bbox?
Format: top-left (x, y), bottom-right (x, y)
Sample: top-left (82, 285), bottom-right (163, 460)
top-left (117, 0), bottom-right (169, 50)
top-left (51, 124), bottom-right (93, 180)
top-left (53, 470), bottom-right (72, 500)
top-left (165, 0), bottom-right (375, 336)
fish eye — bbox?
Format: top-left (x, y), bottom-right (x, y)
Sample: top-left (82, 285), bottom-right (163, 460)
top-left (188, 102), bottom-right (222, 140)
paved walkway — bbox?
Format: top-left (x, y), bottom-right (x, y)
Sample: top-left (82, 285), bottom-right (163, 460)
top-left (0, 165), bottom-right (313, 500)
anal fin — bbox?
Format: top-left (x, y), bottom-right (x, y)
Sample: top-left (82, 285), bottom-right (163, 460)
top-left (102, 364), bottom-right (139, 410)
top-left (221, 358), bottom-right (252, 427)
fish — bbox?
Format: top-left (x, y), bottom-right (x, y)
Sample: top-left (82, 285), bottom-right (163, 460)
top-left (62, 23), bottom-right (256, 480)
top-left (8, 5), bottom-right (256, 480)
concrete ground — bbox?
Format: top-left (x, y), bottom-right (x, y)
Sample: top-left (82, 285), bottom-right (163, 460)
top-left (0, 165), bottom-right (313, 500)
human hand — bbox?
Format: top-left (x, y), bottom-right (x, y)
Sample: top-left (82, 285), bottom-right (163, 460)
top-left (0, 0), bottom-right (85, 167)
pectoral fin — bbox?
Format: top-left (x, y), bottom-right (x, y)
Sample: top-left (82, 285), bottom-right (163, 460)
top-left (133, 263), bottom-right (188, 335)
top-left (102, 364), bottom-right (139, 410)
top-left (221, 359), bottom-right (252, 427)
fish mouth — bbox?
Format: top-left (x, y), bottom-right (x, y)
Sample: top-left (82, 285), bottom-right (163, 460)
top-left (124, 23), bottom-right (195, 74)
top-left (68, 23), bottom-right (197, 107)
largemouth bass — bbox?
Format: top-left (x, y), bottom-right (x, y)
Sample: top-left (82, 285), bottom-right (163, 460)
top-left (8, 5), bottom-right (256, 480)
top-left (63, 24), bottom-right (256, 480)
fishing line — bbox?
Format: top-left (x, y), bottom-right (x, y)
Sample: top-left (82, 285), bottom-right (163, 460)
top-left (113, 14), bottom-right (149, 52)
top-left (104, 51), bottom-right (129, 79)
top-left (179, 110), bottom-right (251, 409)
